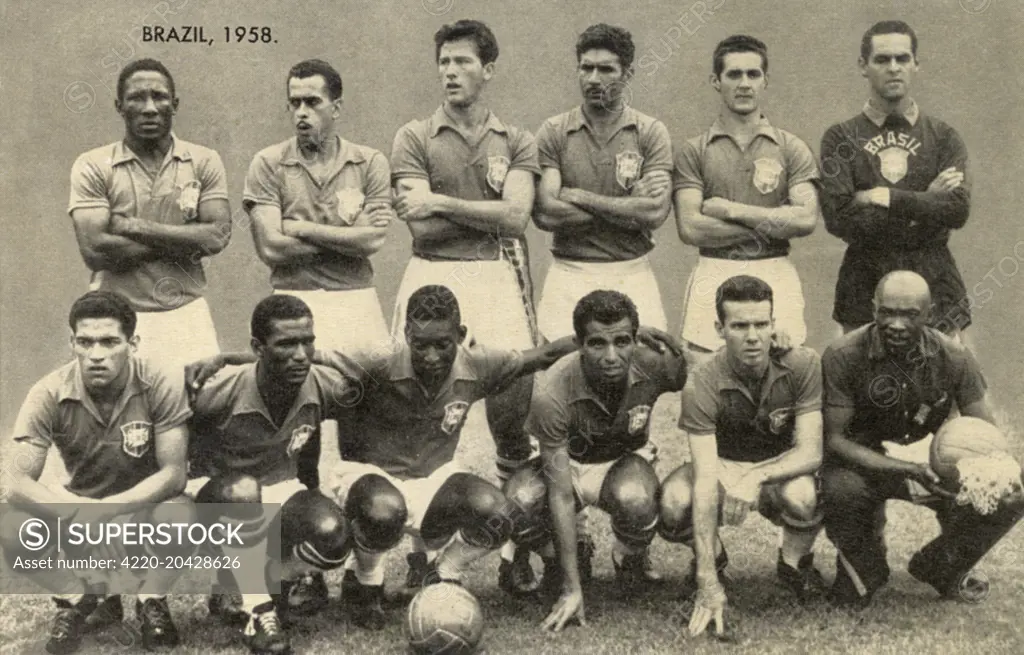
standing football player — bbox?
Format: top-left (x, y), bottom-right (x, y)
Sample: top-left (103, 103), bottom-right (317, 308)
top-left (820, 271), bottom-right (1023, 608)
top-left (533, 23), bottom-right (673, 339)
top-left (665, 276), bottom-right (826, 638)
top-left (673, 36), bottom-right (820, 369)
top-left (245, 59), bottom-right (394, 355)
top-left (389, 19), bottom-right (542, 591)
top-left (1, 291), bottom-right (194, 654)
top-left (185, 294), bottom-right (354, 655)
top-left (507, 290), bottom-right (688, 632)
top-left (68, 59), bottom-right (229, 380)
top-left (819, 21), bottom-right (972, 343)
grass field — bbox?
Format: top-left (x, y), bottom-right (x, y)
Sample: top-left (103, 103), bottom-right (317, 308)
top-left (2, 396), bottom-right (1022, 655)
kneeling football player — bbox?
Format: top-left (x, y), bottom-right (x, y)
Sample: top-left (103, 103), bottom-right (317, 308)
top-left (186, 294), bottom-right (353, 655)
top-left (820, 271), bottom-right (1024, 609)
top-left (665, 276), bottom-right (826, 639)
top-left (506, 290), bottom-right (689, 632)
top-left (1, 291), bottom-right (194, 654)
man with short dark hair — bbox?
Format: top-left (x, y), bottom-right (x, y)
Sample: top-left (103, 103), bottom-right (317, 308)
top-left (506, 290), bottom-right (688, 632)
top-left (389, 19), bottom-right (543, 590)
top-left (819, 21), bottom-right (973, 341)
top-left (534, 23), bottom-right (674, 340)
top-left (186, 294), bottom-right (354, 655)
top-left (820, 271), bottom-right (1022, 608)
top-left (673, 36), bottom-right (820, 370)
top-left (68, 59), bottom-right (230, 380)
top-left (666, 275), bottom-right (826, 639)
top-left (246, 59), bottom-right (394, 355)
top-left (1, 291), bottom-right (193, 654)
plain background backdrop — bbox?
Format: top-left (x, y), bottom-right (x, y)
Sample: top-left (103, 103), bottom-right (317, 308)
top-left (2, 0), bottom-right (1021, 437)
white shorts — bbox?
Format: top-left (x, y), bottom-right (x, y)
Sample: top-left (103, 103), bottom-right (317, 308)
top-left (184, 476), bottom-right (309, 506)
top-left (537, 256), bottom-right (668, 342)
top-left (391, 255), bottom-right (536, 350)
top-left (572, 442), bottom-right (659, 508)
top-left (274, 288), bottom-right (389, 356)
top-left (679, 256), bottom-right (806, 350)
top-left (324, 462), bottom-right (465, 543)
top-left (134, 297), bottom-right (220, 381)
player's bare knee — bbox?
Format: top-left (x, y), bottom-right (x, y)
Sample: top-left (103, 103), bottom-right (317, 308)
top-left (281, 489), bottom-right (350, 570)
top-left (601, 454), bottom-right (659, 547)
top-left (777, 475), bottom-right (818, 522)
top-left (345, 473), bottom-right (407, 552)
top-left (503, 463), bottom-right (551, 549)
top-left (459, 475), bottom-right (512, 549)
top-left (658, 465), bottom-right (695, 543)
top-left (196, 473), bottom-right (262, 505)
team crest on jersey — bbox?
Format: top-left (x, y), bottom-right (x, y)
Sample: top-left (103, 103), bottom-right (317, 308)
top-left (752, 158), bottom-right (784, 194)
top-left (287, 424), bottom-right (316, 457)
top-left (616, 151), bottom-right (644, 190)
top-left (335, 187), bottom-right (365, 225)
top-left (120, 421), bottom-right (152, 458)
top-left (177, 180), bottom-right (201, 222)
top-left (767, 407), bottom-right (795, 435)
top-left (486, 156), bottom-right (510, 194)
top-left (441, 401), bottom-right (470, 435)
top-left (627, 405), bottom-right (652, 435)
top-left (878, 147), bottom-right (909, 184)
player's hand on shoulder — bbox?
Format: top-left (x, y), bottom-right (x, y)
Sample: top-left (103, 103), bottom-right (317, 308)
top-left (636, 326), bottom-right (683, 356)
top-left (541, 589), bottom-right (586, 633)
top-left (770, 329), bottom-right (794, 356)
top-left (184, 354), bottom-right (227, 398)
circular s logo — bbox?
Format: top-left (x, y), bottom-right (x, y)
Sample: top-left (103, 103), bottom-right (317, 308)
top-left (19, 518), bottom-right (51, 551)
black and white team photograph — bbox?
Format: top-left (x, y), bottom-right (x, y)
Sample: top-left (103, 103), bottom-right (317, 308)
top-left (1, 0), bottom-right (1022, 653)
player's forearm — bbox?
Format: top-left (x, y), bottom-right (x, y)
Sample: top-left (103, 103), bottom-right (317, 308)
top-left (722, 202), bottom-right (817, 239)
top-left (435, 195), bottom-right (531, 236)
top-left (101, 464), bottom-right (187, 511)
top-left (678, 213), bottom-right (760, 248)
top-left (532, 195), bottom-right (596, 232)
top-left (8, 477), bottom-right (88, 518)
top-left (820, 192), bottom-right (891, 243)
top-left (889, 187), bottom-right (970, 229)
top-left (826, 433), bottom-right (914, 475)
top-left (549, 483), bottom-right (583, 592)
top-left (288, 221), bottom-right (387, 257)
top-left (253, 231), bottom-right (323, 266)
top-left (520, 336), bottom-right (577, 375)
top-left (116, 217), bottom-right (229, 255)
top-left (406, 217), bottom-right (466, 242)
top-left (747, 444), bottom-right (822, 485)
top-left (567, 189), bottom-right (666, 230)
top-left (691, 477), bottom-right (720, 585)
top-left (87, 233), bottom-right (162, 269)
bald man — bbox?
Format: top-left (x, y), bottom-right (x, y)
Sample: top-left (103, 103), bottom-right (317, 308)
top-left (820, 271), bottom-right (1023, 608)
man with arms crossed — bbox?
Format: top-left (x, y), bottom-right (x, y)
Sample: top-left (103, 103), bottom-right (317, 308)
top-left (534, 23), bottom-right (673, 339)
top-left (390, 19), bottom-right (542, 591)
top-left (673, 36), bottom-right (820, 369)
top-left (68, 59), bottom-right (230, 379)
top-left (820, 21), bottom-right (972, 342)
top-left (664, 276), bottom-right (826, 639)
top-left (245, 59), bottom-right (394, 355)
top-left (1, 291), bottom-right (193, 654)
top-left (820, 271), bottom-right (1023, 608)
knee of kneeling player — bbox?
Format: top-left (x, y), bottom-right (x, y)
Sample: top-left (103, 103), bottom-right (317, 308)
top-left (504, 464), bottom-right (551, 549)
top-left (777, 476), bottom-right (820, 525)
top-left (196, 473), bottom-right (262, 506)
top-left (281, 490), bottom-right (350, 571)
top-left (346, 474), bottom-right (407, 552)
top-left (195, 475), bottom-right (271, 544)
top-left (658, 475), bottom-right (694, 544)
top-left (602, 456), bottom-right (660, 546)
top-left (0, 510), bottom-right (58, 564)
top-left (461, 480), bottom-right (514, 549)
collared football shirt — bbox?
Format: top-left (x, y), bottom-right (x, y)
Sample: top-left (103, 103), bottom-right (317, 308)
top-left (317, 343), bottom-right (524, 479)
top-left (536, 105), bottom-right (673, 261)
top-left (189, 363), bottom-right (352, 486)
top-left (679, 346), bottom-right (822, 463)
top-left (528, 346), bottom-right (687, 464)
top-left (68, 135), bottom-right (229, 311)
top-left (11, 357), bottom-right (192, 499)
top-left (243, 135), bottom-right (392, 291)
top-left (390, 106), bottom-right (540, 261)
top-left (822, 324), bottom-right (986, 450)
top-left (673, 115), bottom-right (819, 261)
